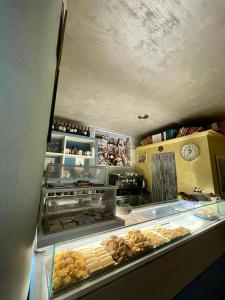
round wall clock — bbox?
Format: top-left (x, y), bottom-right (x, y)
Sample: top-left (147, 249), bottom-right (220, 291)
top-left (181, 143), bottom-right (199, 161)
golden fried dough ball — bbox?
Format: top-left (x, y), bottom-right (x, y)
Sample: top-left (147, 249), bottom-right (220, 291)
top-left (62, 275), bottom-right (72, 286)
top-left (52, 276), bottom-right (61, 290)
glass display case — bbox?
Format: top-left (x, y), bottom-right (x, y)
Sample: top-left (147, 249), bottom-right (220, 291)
top-left (45, 164), bottom-right (108, 186)
top-left (116, 199), bottom-right (222, 225)
top-left (37, 199), bottom-right (225, 299)
top-left (37, 165), bottom-right (124, 248)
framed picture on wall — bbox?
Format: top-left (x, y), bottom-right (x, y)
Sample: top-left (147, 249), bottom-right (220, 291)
top-left (95, 129), bottom-right (131, 166)
top-left (216, 155), bottom-right (225, 195)
top-left (137, 154), bottom-right (147, 164)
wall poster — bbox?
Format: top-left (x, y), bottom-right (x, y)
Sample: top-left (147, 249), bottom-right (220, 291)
top-left (95, 129), bottom-right (131, 166)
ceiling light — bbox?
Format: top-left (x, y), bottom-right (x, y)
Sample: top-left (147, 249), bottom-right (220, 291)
top-left (138, 114), bottom-right (149, 119)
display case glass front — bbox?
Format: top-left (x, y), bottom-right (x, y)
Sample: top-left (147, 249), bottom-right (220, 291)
top-left (41, 187), bottom-right (120, 235)
top-left (42, 199), bottom-right (225, 298)
top-left (45, 164), bottom-right (108, 186)
top-left (38, 164), bottom-right (124, 248)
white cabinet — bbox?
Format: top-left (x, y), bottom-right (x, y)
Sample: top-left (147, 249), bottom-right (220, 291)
top-left (45, 131), bottom-right (96, 167)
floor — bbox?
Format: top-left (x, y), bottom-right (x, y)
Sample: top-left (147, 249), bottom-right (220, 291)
top-left (173, 253), bottom-right (225, 300)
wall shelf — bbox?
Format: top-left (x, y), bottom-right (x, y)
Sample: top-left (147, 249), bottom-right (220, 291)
top-left (46, 152), bottom-right (63, 157)
top-left (45, 132), bottom-right (96, 168)
top-left (64, 154), bottom-right (95, 159)
top-left (52, 131), bottom-right (95, 143)
top-left (136, 130), bottom-right (225, 150)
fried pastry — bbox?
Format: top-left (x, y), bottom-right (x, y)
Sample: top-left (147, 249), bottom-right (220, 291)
top-left (124, 230), bottom-right (152, 254)
top-left (52, 249), bottom-right (87, 291)
top-left (142, 230), bottom-right (168, 247)
top-left (102, 235), bottom-right (133, 263)
top-left (152, 225), bottom-right (190, 241)
top-left (79, 246), bottom-right (114, 274)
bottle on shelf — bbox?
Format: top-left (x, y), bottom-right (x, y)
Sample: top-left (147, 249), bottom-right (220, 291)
top-left (87, 127), bottom-right (90, 137)
top-left (81, 125), bottom-right (84, 136)
top-left (83, 126), bottom-right (88, 136)
top-left (77, 125), bottom-right (82, 135)
top-left (69, 123), bottom-right (74, 134)
top-left (58, 121), bottom-right (63, 132)
top-left (83, 126), bottom-right (86, 136)
top-left (73, 123), bottom-right (78, 135)
top-left (66, 122), bottom-right (70, 133)
top-left (54, 120), bottom-right (59, 131)
top-left (62, 122), bottom-right (67, 132)
top-left (80, 125), bottom-right (84, 136)
top-left (55, 120), bottom-right (58, 130)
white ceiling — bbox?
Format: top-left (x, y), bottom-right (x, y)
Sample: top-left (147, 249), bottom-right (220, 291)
top-left (55, 0), bottom-right (225, 137)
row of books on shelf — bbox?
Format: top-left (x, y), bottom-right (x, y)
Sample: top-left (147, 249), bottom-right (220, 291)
top-left (140, 127), bottom-right (204, 146)
top-left (176, 126), bottom-right (204, 137)
top-left (140, 122), bottom-right (225, 146)
top-left (211, 121), bottom-right (225, 135)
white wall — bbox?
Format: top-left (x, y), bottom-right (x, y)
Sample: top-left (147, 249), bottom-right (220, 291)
top-left (0, 1), bottom-right (62, 299)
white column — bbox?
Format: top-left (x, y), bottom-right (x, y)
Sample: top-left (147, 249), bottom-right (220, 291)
top-left (0, 1), bottom-right (62, 299)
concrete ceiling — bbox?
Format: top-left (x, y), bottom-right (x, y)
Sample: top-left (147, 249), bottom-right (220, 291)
top-left (55, 0), bottom-right (225, 137)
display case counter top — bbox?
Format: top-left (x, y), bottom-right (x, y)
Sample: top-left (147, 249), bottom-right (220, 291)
top-left (118, 199), bottom-right (215, 225)
top-left (31, 199), bottom-right (225, 300)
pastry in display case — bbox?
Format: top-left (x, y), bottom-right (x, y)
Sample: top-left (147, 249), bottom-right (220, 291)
top-left (151, 225), bottom-right (191, 241)
top-left (44, 164), bottom-right (109, 187)
top-left (42, 191), bottom-right (116, 234)
top-left (33, 199), bottom-right (225, 300)
top-left (193, 207), bottom-right (219, 220)
top-left (117, 199), bottom-right (220, 226)
top-left (80, 246), bottom-right (115, 275)
top-left (37, 164), bottom-right (125, 248)
top-left (51, 249), bottom-right (87, 291)
top-left (46, 223), bottom-right (191, 296)
top-left (101, 235), bottom-right (133, 262)
top-left (142, 229), bottom-right (167, 247)
top-left (192, 199), bottom-right (219, 221)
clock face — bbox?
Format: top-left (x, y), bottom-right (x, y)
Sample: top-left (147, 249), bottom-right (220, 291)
top-left (181, 144), bottom-right (199, 161)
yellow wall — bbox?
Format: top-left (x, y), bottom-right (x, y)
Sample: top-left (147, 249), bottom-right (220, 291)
top-left (207, 131), bottom-right (225, 194)
top-left (135, 131), bottom-right (216, 195)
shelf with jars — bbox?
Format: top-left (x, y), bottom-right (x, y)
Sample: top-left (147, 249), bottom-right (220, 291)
top-left (45, 131), bottom-right (96, 168)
